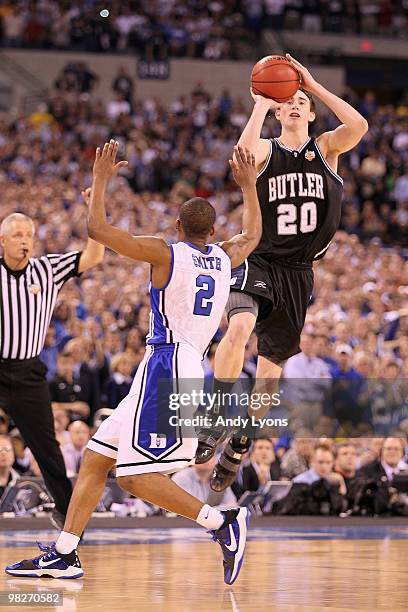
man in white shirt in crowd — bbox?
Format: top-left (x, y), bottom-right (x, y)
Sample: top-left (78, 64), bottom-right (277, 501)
top-left (283, 333), bottom-right (332, 430)
top-left (62, 421), bottom-right (91, 478)
top-left (284, 333), bottom-right (332, 380)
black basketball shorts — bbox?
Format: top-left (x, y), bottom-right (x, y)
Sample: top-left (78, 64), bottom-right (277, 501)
top-left (227, 256), bottom-right (314, 365)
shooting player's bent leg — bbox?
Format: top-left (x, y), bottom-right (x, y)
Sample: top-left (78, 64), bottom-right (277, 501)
top-left (210, 263), bottom-right (313, 492)
top-left (195, 291), bottom-right (257, 464)
top-left (210, 352), bottom-right (283, 493)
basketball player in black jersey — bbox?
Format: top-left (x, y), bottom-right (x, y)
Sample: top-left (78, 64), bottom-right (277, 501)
top-left (196, 54), bottom-right (369, 491)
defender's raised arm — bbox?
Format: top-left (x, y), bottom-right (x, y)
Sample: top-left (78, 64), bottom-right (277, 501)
top-left (219, 145), bottom-right (262, 268)
top-left (88, 140), bottom-right (171, 268)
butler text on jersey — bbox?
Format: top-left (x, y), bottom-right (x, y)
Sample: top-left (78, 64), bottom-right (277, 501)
top-left (268, 172), bottom-right (324, 202)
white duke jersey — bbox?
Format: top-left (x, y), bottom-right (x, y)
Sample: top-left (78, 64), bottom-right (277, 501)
top-left (146, 241), bottom-right (231, 357)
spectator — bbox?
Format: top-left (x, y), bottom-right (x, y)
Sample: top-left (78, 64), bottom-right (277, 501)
top-left (103, 353), bottom-right (133, 409)
top-left (358, 437), bottom-right (385, 467)
top-left (330, 345), bottom-right (364, 380)
top-left (357, 437), bottom-right (408, 483)
top-left (334, 442), bottom-right (358, 491)
top-left (0, 409), bottom-right (9, 435)
top-left (9, 429), bottom-right (31, 474)
top-left (172, 456), bottom-right (236, 509)
top-left (112, 67), bottom-right (134, 106)
top-left (264, 0), bottom-right (287, 30)
top-left (40, 325), bottom-right (60, 381)
top-left (115, 7), bottom-right (143, 51)
top-left (325, 345), bottom-right (369, 428)
top-left (62, 421), bottom-right (91, 478)
top-left (107, 93), bottom-right (132, 120)
top-left (49, 353), bottom-right (90, 420)
top-left (53, 408), bottom-right (71, 449)
top-left (0, 434), bottom-right (19, 498)
top-left (64, 338), bottom-right (105, 420)
top-left (236, 438), bottom-right (281, 497)
top-left (3, 6), bottom-right (25, 47)
top-left (25, 449), bottom-right (43, 478)
top-left (284, 333), bottom-right (332, 380)
top-left (283, 333), bottom-right (332, 429)
top-left (302, 0), bottom-right (323, 33)
top-left (293, 444), bottom-right (347, 495)
top-left (280, 431), bottom-right (314, 479)
top-left (103, 328), bottom-right (123, 363)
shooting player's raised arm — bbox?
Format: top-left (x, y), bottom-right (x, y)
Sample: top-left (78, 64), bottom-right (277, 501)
top-left (237, 91), bottom-right (276, 172)
top-left (219, 146), bottom-right (262, 269)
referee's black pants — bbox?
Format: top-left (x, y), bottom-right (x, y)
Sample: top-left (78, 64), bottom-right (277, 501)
top-left (0, 357), bottom-right (72, 516)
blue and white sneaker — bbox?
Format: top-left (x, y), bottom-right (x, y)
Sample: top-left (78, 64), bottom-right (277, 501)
top-left (5, 542), bottom-right (83, 579)
top-left (210, 507), bottom-right (249, 585)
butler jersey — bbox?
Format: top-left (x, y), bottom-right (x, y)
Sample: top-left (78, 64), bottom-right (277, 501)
top-left (146, 241), bottom-right (231, 357)
top-left (254, 136), bottom-right (343, 263)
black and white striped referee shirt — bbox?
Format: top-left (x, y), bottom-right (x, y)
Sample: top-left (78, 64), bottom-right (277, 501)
top-left (0, 252), bottom-right (81, 360)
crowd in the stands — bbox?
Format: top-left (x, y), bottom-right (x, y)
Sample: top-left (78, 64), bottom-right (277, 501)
top-left (0, 1), bottom-right (407, 60)
top-left (0, 62), bottom-right (407, 516)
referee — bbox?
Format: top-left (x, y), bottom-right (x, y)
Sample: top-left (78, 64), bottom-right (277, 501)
top-left (0, 210), bottom-right (104, 527)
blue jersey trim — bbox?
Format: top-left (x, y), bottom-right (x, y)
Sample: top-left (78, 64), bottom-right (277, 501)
top-left (148, 245), bottom-right (174, 344)
top-left (149, 288), bottom-right (167, 343)
top-left (156, 243), bottom-right (174, 290)
top-left (183, 241), bottom-right (213, 255)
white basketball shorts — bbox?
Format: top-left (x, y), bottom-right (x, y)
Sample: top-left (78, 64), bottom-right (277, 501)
top-left (87, 343), bottom-right (203, 476)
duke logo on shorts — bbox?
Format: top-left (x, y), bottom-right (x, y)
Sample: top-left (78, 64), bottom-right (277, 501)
top-left (87, 242), bottom-right (231, 475)
top-left (149, 433), bottom-right (167, 449)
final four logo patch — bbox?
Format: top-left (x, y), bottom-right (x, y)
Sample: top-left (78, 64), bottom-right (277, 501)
top-left (29, 284), bottom-right (40, 295)
top-left (305, 150), bottom-right (315, 161)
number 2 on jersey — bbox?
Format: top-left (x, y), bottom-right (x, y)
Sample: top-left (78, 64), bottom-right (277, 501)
top-left (193, 274), bottom-right (215, 316)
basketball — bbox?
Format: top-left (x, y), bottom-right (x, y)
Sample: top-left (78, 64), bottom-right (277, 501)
top-left (251, 55), bottom-right (301, 102)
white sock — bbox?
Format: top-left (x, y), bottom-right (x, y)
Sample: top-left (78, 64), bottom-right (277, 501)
top-left (196, 504), bottom-right (224, 530)
top-left (55, 531), bottom-right (80, 554)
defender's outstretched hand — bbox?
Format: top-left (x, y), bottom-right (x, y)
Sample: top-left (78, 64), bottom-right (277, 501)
top-left (81, 187), bottom-right (91, 205)
top-left (93, 139), bottom-right (128, 181)
top-left (285, 54), bottom-right (318, 93)
top-left (229, 146), bottom-right (257, 189)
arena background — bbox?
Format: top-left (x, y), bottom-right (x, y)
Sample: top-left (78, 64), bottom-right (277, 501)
top-left (0, 2), bottom-right (407, 611)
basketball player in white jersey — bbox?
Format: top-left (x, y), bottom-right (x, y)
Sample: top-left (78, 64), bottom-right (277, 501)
top-left (6, 140), bottom-right (261, 586)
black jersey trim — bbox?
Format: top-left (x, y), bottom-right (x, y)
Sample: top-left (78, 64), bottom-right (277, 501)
top-left (256, 139), bottom-right (272, 179)
top-left (91, 438), bottom-right (118, 452)
top-left (313, 241), bottom-right (332, 259)
top-left (314, 141), bottom-right (343, 185)
top-left (241, 259), bottom-right (249, 290)
top-left (275, 137), bottom-right (311, 153)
